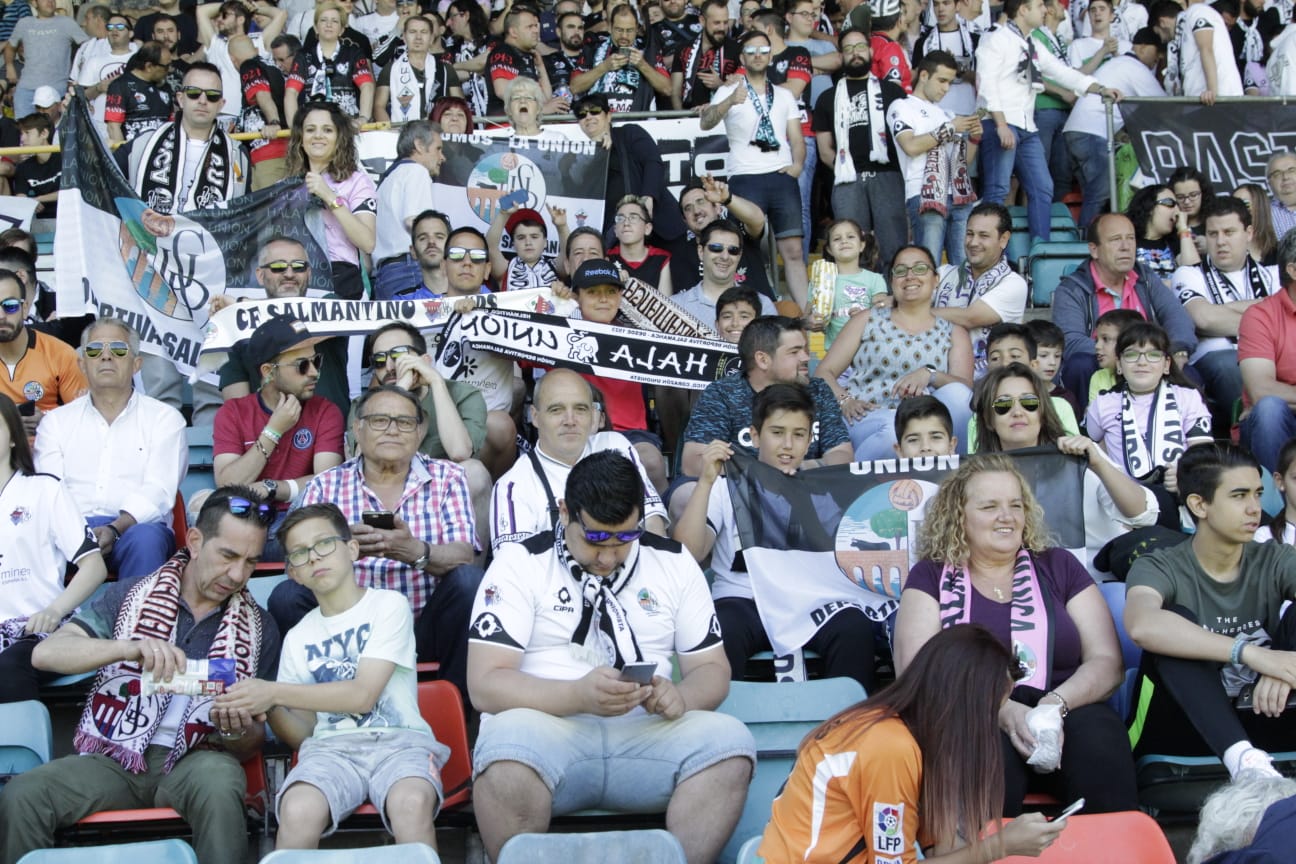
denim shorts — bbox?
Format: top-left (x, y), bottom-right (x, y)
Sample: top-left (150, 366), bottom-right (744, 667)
top-left (473, 708), bottom-right (756, 815)
top-left (728, 171), bottom-right (803, 239)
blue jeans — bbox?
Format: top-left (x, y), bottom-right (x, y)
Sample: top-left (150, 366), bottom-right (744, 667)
top-left (1241, 396), bottom-right (1296, 472)
top-left (905, 196), bottom-right (971, 266)
top-left (848, 382), bottom-right (975, 460)
top-left (797, 135), bottom-right (817, 258)
top-left (1035, 106), bottom-right (1072, 203)
top-left (12, 85), bottom-right (35, 122)
top-left (87, 516), bottom-right (175, 582)
top-left (830, 171), bottom-right (908, 271)
top-left (1191, 348), bottom-right (1242, 431)
top-left (1064, 131), bottom-right (1109, 231)
top-left (980, 120), bottom-right (1053, 243)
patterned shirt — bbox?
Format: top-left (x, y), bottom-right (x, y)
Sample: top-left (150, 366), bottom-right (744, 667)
top-left (300, 454), bottom-right (478, 612)
top-left (683, 374), bottom-right (850, 460)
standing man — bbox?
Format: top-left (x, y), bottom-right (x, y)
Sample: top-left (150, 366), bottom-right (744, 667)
top-left (1267, 150), bottom-right (1296, 240)
top-left (1166, 0), bottom-right (1244, 103)
top-left (1068, 0), bottom-right (1131, 74)
top-left (671, 0), bottom-right (739, 110)
top-left (198, 0), bottom-right (287, 127)
top-left (652, 0), bottom-right (701, 66)
top-left (976, 0), bottom-right (1118, 245)
top-left (373, 120), bottom-right (444, 295)
top-left (3, 0), bottom-right (88, 119)
top-left (0, 268), bottom-right (85, 437)
top-left (869, 0), bottom-right (914, 92)
top-left (230, 34), bottom-right (288, 190)
top-left (570, 3), bottom-right (671, 112)
top-left (813, 26), bottom-right (908, 272)
top-left (542, 9), bottom-right (584, 100)
top-left (701, 30), bottom-right (808, 307)
top-left (374, 15), bottom-right (463, 123)
top-left (911, 0), bottom-right (979, 115)
top-left (73, 11), bottom-right (136, 141)
top-left (103, 41), bottom-right (172, 143)
top-left (485, 5), bottom-right (552, 115)
top-left (34, 318), bottom-right (186, 582)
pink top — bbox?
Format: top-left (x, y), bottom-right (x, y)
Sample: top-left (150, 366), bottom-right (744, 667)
top-left (1085, 384), bottom-right (1212, 474)
top-left (322, 170), bottom-right (377, 266)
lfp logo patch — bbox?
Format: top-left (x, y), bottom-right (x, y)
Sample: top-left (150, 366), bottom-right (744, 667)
top-left (873, 802), bottom-right (904, 855)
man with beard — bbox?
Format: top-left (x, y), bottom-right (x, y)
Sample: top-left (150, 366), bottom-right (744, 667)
top-left (0, 268), bottom-right (85, 437)
top-left (151, 16), bottom-right (193, 97)
top-left (571, 3), bottom-right (671, 111)
top-left (543, 9), bottom-right (585, 97)
top-left (652, 0), bottom-right (701, 65)
top-left (671, 0), bottom-right (739, 109)
top-left (73, 11), bottom-right (137, 141)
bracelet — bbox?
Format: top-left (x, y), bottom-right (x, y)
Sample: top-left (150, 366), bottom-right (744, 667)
top-left (286, 478), bottom-right (299, 501)
top-left (1179, 230), bottom-right (1194, 238)
top-left (722, 192), bottom-right (733, 206)
top-left (254, 439), bottom-right (271, 460)
top-left (1044, 690), bottom-right (1070, 718)
top-left (262, 426), bottom-right (282, 444)
top-left (1231, 633), bottom-right (1248, 666)
top-left (106, 523), bottom-right (121, 541)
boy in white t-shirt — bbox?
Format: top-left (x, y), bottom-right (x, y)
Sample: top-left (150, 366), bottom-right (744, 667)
top-left (215, 502), bottom-right (449, 851)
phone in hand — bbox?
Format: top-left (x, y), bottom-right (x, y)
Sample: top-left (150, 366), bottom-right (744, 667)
top-left (619, 662), bottom-right (656, 685)
top-left (361, 510), bottom-right (395, 530)
top-left (619, 46), bottom-right (634, 56)
top-left (1053, 798), bottom-right (1084, 821)
top-left (17, 400), bottom-right (35, 416)
top-left (499, 189), bottom-right (528, 210)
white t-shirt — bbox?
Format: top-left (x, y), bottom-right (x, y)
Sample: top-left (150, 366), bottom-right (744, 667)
top-left (353, 11), bottom-right (400, 58)
top-left (1172, 262), bottom-right (1280, 362)
top-left (925, 28), bottom-right (978, 115)
top-left (489, 432), bottom-right (668, 550)
top-left (1175, 3), bottom-right (1244, 97)
top-left (934, 263), bottom-right (1028, 372)
top-left (374, 160), bottom-right (436, 262)
top-left (0, 472), bottom-right (97, 620)
top-left (277, 588), bottom-right (430, 739)
top-left (72, 39), bottom-right (137, 135)
top-left (711, 79), bottom-right (798, 176)
top-left (1070, 0), bottom-right (1148, 41)
top-left (887, 94), bottom-right (954, 200)
top-left (1066, 35), bottom-right (1132, 69)
top-left (1063, 54), bottom-right (1165, 137)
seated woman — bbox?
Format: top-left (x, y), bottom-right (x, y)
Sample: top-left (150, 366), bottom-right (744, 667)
top-left (1129, 183), bottom-right (1201, 281)
top-left (815, 244), bottom-right (974, 462)
top-left (973, 362), bottom-right (1164, 576)
top-left (1255, 437), bottom-right (1296, 544)
top-left (760, 624), bottom-right (1067, 863)
top-left (0, 398), bottom-right (108, 703)
top-left (894, 455), bottom-right (1139, 815)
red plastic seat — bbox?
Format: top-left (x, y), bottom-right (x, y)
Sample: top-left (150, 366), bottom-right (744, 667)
top-left (998, 811), bottom-right (1174, 863)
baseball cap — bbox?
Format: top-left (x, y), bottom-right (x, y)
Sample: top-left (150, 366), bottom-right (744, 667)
top-left (842, 4), bottom-right (873, 34)
top-left (571, 259), bottom-right (624, 292)
top-left (249, 317), bottom-right (325, 368)
top-left (33, 86), bottom-right (61, 109)
top-left (505, 207), bottom-right (546, 237)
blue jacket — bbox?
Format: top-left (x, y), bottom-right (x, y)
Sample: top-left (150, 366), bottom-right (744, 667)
top-left (1052, 260), bottom-right (1198, 362)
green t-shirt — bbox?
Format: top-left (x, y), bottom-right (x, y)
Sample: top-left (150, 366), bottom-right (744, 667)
top-left (345, 381), bottom-right (487, 460)
top-left (1127, 540), bottom-right (1296, 639)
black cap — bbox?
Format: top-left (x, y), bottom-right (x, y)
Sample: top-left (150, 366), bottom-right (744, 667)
top-left (249, 317), bottom-right (323, 368)
top-left (571, 259), bottom-right (624, 292)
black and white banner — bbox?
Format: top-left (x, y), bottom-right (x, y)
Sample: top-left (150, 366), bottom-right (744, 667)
top-left (1119, 99), bottom-right (1296, 189)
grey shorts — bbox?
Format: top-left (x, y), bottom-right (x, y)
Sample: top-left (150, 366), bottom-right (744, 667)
top-left (277, 728), bottom-right (450, 835)
top-left (473, 709), bottom-right (755, 815)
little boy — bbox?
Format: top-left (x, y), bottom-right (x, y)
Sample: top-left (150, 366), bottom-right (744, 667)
top-left (892, 395), bottom-right (959, 458)
top-left (714, 285), bottom-right (763, 344)
top-left (1025, 319), bottom-right (1081, 417)
top-left (1090, 308), bottom-right (1144, 403)
top-left (216, 503), bottom-right (449, 851)
top-left (487, 205), bottom-right (570, 290)
top-left (673, 381), bottom-right (879, 690)
top-left (607, 194), bottom-right (673, 293)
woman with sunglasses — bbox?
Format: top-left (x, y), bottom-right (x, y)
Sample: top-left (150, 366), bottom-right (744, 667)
top-left (762, 623), bottom-right (1069, 862)
top-left (973, 361), bottom-right (1163, 574)
top-left (1129, 184), bottom-right (1201, 280)
top-left (287, 99), bottom-right (377, 299)
top-left (893, 455), bottom-right (1139, 818)
top-left (815, 244), bottom-right (974, 461)
top-left (0, 397), bottom-right (108, 704)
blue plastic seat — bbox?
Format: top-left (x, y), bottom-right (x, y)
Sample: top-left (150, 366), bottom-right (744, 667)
top-left (496, 830), bottom-right (684, 863)
top-left (0, 700), bottom-right (52, 782)
top-left (261, 844), bottom-right (440, 863)
top-left (1098, 581), bottom-right (1139, 720)
top-left (16, 839), bottom-right (197, 864)
top-left (1027, 242), bottom-right (1092, 307)
top-left (736, 835), bottom-right (765, 863)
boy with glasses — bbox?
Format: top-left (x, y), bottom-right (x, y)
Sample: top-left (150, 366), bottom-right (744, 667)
top-left (606, 194), bottom-right (672, 292)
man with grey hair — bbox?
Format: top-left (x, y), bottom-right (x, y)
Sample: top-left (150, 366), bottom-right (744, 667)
top-left (1267, 150), bottom-right (1296, 241)
top-left (373, 120), bottom-right (446, 297)
top-left (33, 317), bottom-right (186, 581)
top-left (1188, 774), bottom-right (1296, 863)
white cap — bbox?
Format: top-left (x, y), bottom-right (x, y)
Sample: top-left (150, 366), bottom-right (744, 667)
top-left (32, 86), bottom-right (61, 109)
top-left (870, 0), bottom-right (902, 17)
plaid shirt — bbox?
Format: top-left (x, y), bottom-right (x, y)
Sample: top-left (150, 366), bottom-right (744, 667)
top-left (301, 454), bottom-right (478, 612)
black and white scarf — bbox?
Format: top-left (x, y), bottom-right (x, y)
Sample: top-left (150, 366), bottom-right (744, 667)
top-left (937, 256), bottom-right (1012, 308)
top-left (557, 528), bottom-right (643, 670)
top-left (681, 35), bottom-right (724, 105)
top-left (1120, 380), bottom-right (1186, 480)
top-left (507, 256), bottom-right (559, 290)
top-left (590, 37), bottom-right (641, 94)
top-left (135, 122), bottom-right (241, 214)
top-left (1166, 13), bottom-right (1185, 95)
top-left (831, 75), bottom-right (887, 184)
top-left (1200, 255), bottom-right (1273, 305)
top-left (1006, 21), bottom-right (1044, 91)
top-left (745, 76), bottom-right (779, 150)
top-left (387, 51), bottom-right (438, 123)
top-left (919, 20), bottom-right (974, 65)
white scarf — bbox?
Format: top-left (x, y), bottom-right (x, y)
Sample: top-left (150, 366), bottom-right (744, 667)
top-left (831, 75), bottom-right (888, 185)
top-left (1119, 380), bottom-right (1186, 480)
top-left (387, 51), bottom-right (437, 123)
top-left (557, 528), bottom-right (643, 670)
top-left (920, 20), bottom-right (974, 63)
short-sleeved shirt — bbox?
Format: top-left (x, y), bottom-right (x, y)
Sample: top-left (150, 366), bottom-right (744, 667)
top-left (668, 226), bottom-right (774, 304)
top-left (1128, 540), bottom-right (1296, 639)
top-left (485, 42), bottom-right (540, 115)
top-left (711, 80), bottom-right (798, 176)
top-left (0, 472), bottom-right (97, 620)
top-left (104, 73), bottom-right (172, 138)
top-left (9, 14), bottom-right (88, 89)
top-left (212, 392), bottom-right (346, 509)
top-left (322, 170), bottom-right (379, 265)
top-left (238, 58), bottom-right (289, 164)
top-left (652, 15), bottom-right (701, 61)
top-left (0, 327), bottom-right (87, 416)
top-left (768, 46), bottom-right (814, 137)
top-left (1084, 385), bottom-right (1213, 474)
top-left (469, 531), bottom-right (722, 687)
top-left (287, 43), bottom-right (375, 118)
top-left (683, 374), bottom-right (850, 461)
top-left (1173, 262), bottom-right (1280, 363)
top-left (887, 94), bottom-right (954, 200)
top-left (905, 548), bottom-right (1094, 687)
top-left (374, 160), bottom-right (435, 263)
top-left (277, 587), bottom-right (430, 738)
top-left (1238, 289), bottom-right (1296, 399)
top-left (1173, 4), bottom-right (1243, 98)
top-left (219, 332), bottom-right (349, 420)
top-left (670, 283), bottom-right (776, 332)
top-left (934, 263), bottom-right (1028, 372)
top-left (703, 478), bottom-right (747, 601)
top-left (871, 32), bottom-right (912, 92)
top-left (812, 77), bottom-right (906, 175)
top-left (13, 153), bottom-right (61, 214)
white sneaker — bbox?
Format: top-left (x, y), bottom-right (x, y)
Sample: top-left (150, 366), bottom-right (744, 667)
top-left (1233, 747), bottom-right (1282, 781)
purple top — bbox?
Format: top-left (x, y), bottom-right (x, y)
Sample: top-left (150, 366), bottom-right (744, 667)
top-left (905, 547), bottom-right (1094, 687)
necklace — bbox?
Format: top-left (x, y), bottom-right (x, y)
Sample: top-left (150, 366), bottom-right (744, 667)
top-left (992, 585), bottom-right (1006, 601)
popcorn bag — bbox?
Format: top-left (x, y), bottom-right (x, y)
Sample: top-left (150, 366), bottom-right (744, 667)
top-left (809, 258), bottom-right (837, 320)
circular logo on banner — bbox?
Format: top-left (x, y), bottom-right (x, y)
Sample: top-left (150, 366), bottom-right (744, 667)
top-left (833, 478), bottom-right (940, 599)
top-left (292, 429), bottom-right (314, 450)
top-left (114, 197), bottom-right (228, 323)
top-left (466, 151), bottom-right (548, 224)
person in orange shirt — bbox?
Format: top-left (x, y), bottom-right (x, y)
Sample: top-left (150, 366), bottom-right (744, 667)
top-left (759, 624), bottom-right (1068, 864)
top-left (0, 270), bottom-right (86, 437)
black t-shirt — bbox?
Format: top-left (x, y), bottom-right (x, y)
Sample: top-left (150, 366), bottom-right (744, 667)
top-left (105, 73), bottom-right (173, 139)
top-left (485, 41), bottom-right (540, 114)
top-left (812, 76), bottom-right (905, 174)
top-left (543, 49), bottom-right (579, 93)
top-left (238, 57), bottom-right (286, 158)
top-left (13, 152), bottom-right (61, 216)
top-left (672, 36), bottom-right (740, 109)
top-left (652, 15), bottom-right (700, 62)
top-left (162, 58), bottom-right (192, 103)
top-left (133, 13), bottom-right (200, 54)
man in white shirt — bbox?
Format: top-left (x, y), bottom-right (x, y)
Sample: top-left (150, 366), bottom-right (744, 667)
top-left (1063, 26), bottom-right (1165, 228)
top-left (491, 369), bottom-right (668, 550)
top-left (373, 120), bottom-right (445, 294)
top-left (1067, 0), bottom-right (1131, 73)
top-left (197, 0), bottom-right (286, 126)
top-left (1175, 196), bottom-right (1280, 428)
top-left (888, 49), bottom-right (982, 267)
top-left (33, 317), bottom-right (186, 581)
top-left (71, 10), bottom-right (136, 140)
top-left (1069, 0), bottom-right (1148, 42)
top-left (1167, 0), bottom-right (1244, 102)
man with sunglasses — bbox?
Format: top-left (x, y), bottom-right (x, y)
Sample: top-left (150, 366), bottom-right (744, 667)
top-left (72, 11), bottom-right (137, 141)
top-left (672, 219), bottom-right (777, 331)
top-left (0, 485), bottom-right (282, 864)
top-left (0, 268), bottom-right (85, 437)
top-left (33, 318), bottom-right (186, 582)
top-left (213, 318), bottom-right (345, 560)
top-left (469, 449), bottom-right (754, 864)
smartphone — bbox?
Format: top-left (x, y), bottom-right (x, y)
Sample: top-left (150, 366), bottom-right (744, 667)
top-left (619, 662), bottom-right (657, 685)
top-left (1054, 798), bottom-right (1085, 821)
top-left (499, 189), bottom-right (528, 210)
top-left (17, 400), bottom-right (34, 416)
top-left (362, 510), bottom-right (395, 530)
top-left (619, 46), bottom-right (633, 56)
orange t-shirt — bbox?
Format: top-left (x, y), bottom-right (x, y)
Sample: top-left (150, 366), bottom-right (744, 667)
top-left (0, 328), bottom-right (86, 415)
top-left (759, 714), bottom-right (923, 864)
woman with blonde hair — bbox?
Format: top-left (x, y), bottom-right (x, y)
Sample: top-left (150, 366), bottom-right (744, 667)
top-left (893, 454), bottom-right (1138, 815)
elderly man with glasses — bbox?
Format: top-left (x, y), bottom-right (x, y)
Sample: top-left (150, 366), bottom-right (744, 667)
top-left (1267, 151), bottom-right (1296, 240)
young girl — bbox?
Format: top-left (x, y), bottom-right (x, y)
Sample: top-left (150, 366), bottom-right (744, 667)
top-left (1255, 437), bottom-right (1296, 544)
top-left (808, 219), bottom-right (888, 349)
top-left (1084, 321), bottom-right (1213, 489)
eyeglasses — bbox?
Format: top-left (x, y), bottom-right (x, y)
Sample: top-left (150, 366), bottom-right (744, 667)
top-left (360, 413), bottom-right (419, 433)
top-left (511, 95), bottom-right (539, 103)
top-left (576, 106), bottom-right (605, 119)
top-left (614, 213), bottom-right (645, 224)
top-left (706, 242), bottom-right (742, 255)
top-left (1120, 349), bottom-right (1166, 364)
top-left (286, 535), bottom-right (345, 567)
top-left (0, 298), bottom-right (22, 315)
top-left (263, 259), bottom-right (308, 273)
top-left (106, 22), bottom-right (128, 29)
top-left (991, 394), bottom-right (1041, 415)
top-left (1155, 197), bottom-right (1178, 208)
top-left (84, 340), bottom-right (130, 358)
top-left (446, 246), bottom-right (488, 262)
top-left (842, 42), bottom-right (869, 53)
top-left (272, 353), bottom-right (323, 375)
top-left (743, 44), bottom-right (772, 54)
top-left (891, 262), bottom-right (933, 277)
top-left (573, 511), bottom-right (645, 544)
top-left (371, 345), bottom-right (415, 368)
top-left (790, 9), bottom-right (816, 16)
top-left (226, 496), bottom-right (275, 525)
top-left (182, 86), bottom-right (223, 102)
top-left (1175, 190), bottom-right (1202, 202)
top-left (1269, 167), bottom-right (1296, 182)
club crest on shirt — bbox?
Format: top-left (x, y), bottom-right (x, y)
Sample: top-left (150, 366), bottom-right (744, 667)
top-left (637, 588), bottom-right (659, 615)
top-left (9, 506), bottom-right (30, 525)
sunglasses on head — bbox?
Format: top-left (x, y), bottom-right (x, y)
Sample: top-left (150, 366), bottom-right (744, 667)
top-left (706, 242), bottom-right (742, 255)
top-left (576, 106), bottom-right (605, 119)
top-left (991, 394), bottom-right (1041, 415)
top-left (574, 511), bottom-right (645, 544)
top-left (446, 246), bottom-right (488, 262)
top-left (273, 353), bottom-right (323, 375)
top-left (227, 495), bottom-right (275, 525)
top-left (371, 344), bottom-right (415, 368)
top-left (85, 340), bottom-right (130, 358)
top-left (0, 298), bottom-right (21, 315)
top-left (264, 259), bottom-right (308, 273)
top-left (182, 86), bottom-right (223, 102)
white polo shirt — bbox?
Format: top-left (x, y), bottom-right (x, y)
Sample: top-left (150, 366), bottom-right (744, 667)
top-left (374, 160), bottom-right (436, 263)
top-left (0, 473), bottom-right (98, 619)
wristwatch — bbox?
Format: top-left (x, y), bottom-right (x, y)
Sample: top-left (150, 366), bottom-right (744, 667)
top-left (261, 479), bottom-right (278, 501)
top-left (411, 541), bottom-right (431, 571)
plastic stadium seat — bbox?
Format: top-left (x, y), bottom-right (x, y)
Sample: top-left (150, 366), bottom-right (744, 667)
top-left (17, 839), bottom-right (198, 864)
top-left (0, 701), bottom-right (53, 781)
top-left (496, 829), bottom-right (686, 863)
top-left (1026, 242), bottom-right (1091, 307)
top-left (714, 678), bottom-right (868, 864)
top-left (998, 811), bottom-right (1174, 863)
top-left (260, 843), bottom-right (441, 863)
top-left (1098, 581), bottom-right (1140, 720)
top-left (736, 835), bottom-right (764, 864)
